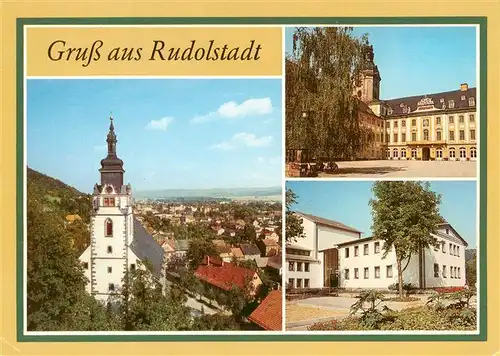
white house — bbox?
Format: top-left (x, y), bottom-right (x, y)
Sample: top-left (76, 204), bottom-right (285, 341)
top-left (337, 222), bottom-right (468, 289)
top-left (79, 117), bottom-right (165, 303)
top-left (285, 212), bottom-right (362, 289)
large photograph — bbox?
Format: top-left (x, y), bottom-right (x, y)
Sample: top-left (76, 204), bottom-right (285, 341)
top-left (26, 78), bottom-right (283, 332)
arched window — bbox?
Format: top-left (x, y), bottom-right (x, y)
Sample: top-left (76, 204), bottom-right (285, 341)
top-left (401, 148), bottom-right (407, 158)
top-left (411, 148), bottom-right (417, 159)
top-left (459, 147), bottom-right (466, 158)
top-left (411, 119), bottom-right (416, 127)
top-left (423, 129), bottom-right (429, 141)
top-left (393, 149), bottom-right (399, 158)
top-left (470, 147), bottom-right (477, 158)
top-left (385, 149), bottom-right (391, 159)
top-left (105, 218), bottom-right (113, 237)
top-left (436, 148), bottom-right (443, 158)
top-left (449, 147), bottom-right (456, 158)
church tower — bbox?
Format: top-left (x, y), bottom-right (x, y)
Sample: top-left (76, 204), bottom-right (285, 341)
top-left (354, 45), bottom-right (381, 103)
top-left (81, 116), bottom-right (135, 303)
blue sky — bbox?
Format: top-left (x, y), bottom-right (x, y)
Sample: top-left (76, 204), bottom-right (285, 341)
top-left (27, 79), bottom-right (282, 193)
top-left (285, 26), bottom-right (477, 99)
top-left (287, 181), bottom-right (477, 248)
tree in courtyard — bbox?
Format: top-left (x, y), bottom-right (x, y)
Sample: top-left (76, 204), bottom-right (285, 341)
top-left (286, 27), bottom-right (374, 160)
top-left (370, 181), bottom-right (442, 298)
top-left (285, 188), bottom-right (305, 242)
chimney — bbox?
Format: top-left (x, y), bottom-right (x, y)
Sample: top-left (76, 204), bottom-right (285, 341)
top-left (207, 256), bottom-right (210, 265)
top-left (460, 83), bottom-right (468, 91)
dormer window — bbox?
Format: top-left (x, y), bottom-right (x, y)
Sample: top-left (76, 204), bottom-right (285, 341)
top-left (448, 100), bottom-right (455, 108)
top-left (461, 95), bottom-right (466, 101)
top-left (446, 228), bottom-right (449, 234)
top-left (388, 108), bottom-right (393, 115)
top-left (440, 98), bottom-right (444, 103)
top-left (469, 97), bottom-right (475, 106)
top-left (400, 103), bottom-right (405, 107)
top-left (104, 198), bottom-right (115, 207)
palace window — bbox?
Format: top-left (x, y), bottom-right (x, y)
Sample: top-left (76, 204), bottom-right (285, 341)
top-left (411, 119), bottom-right (416, 127)
top-left (354, 268), bottom-right (359, 279)
top-left (449, 148), bottom-right (456, 158)
top-left (402, 120), bottom-right (406, 127)
top-left (401, 133), bottom-right (406, 142)
top-left (103, 197), bottom-right (115, 207)
top-left (470, 147), bottom-right (477, 158)
top-left (423, 119), bottom-right (429, 127)
top-left (449, 116), bottom-right (454, 124)
top-left (436, 117), bottom-right (441, 124)
top-left (344, 269), bottom-right (350, 280)
top-left (363, 244), bottom-right (369, 255)
top-left (460, 147), bottom-right (466, 158)
top-left (436, 148), bottom-right (443, 158)
top-left (394, 121), bottom-right (398, 128)
top-left (386, 265), bottom-right (393, 278)
top-left (436, 131), bottom-right (442, 141)
top-left (385, 149), bottom-right (390, 158)
top-left (423, 129), bottom-right (429, 141)
top-left (442, 265), bottom-right (447, 278)
top-left (108, 266), bottom-right (112, 273)
top-left (107, 246), bottom-right (113, 253)
top-left (434, 263), bottom-right (439, 277)
top-left (374, 242), bottom-right (380, 254)
top-left (449, 131), bottom-right (455, 141)
top-left (461, 95), bottom-right (466, 101)
top-left (401, 148), bottom-right (407, 158)
top-left (288, 262), bottom-right (295, 271)
top-left (459, 115), bottom-right (465, 124)
top-left (385, 134), bottom-right (390, 143)
top-left (375, 266), bottom-right (380, 279)
top-left (296, 279), bottom-right (303, 288)
top-left (304, 279), bottom-right (310, 288)
top-left (411, 148), bottom-right (417, 159)
top-left (393, 149), bottom-right (398, 158)
top-left (469, 97), bottom-right (475, 106)
top-left (108, 283), bottom-right (115, 292)
top-left (470, 130), bottom-right (476, 140)
top-left (288, 279), bottom-right (294, 288)
top-left (459, 130), bottom-right (465, 142)
top-left (105, 218), bottom-right (113, 237)
top-left (364, 267), bottom-right (369, 279)
top-left (345, 248), bottom-right (350, 258)
top-left (469, 114), bottom-right (475, 123)
top-left (393, 133), bottom-right (398, 143)
top-left (411, 132), bottom-right (416, 142)
top-left (354, 246), bottom-right (359, 256)
top-left (448, 100), bottom-right (455, 108)
top-left (297, 262), bottom-right (303, 272)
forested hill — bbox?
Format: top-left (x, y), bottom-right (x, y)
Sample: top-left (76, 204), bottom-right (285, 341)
top-left (27, 167), bottom-right (92, 223)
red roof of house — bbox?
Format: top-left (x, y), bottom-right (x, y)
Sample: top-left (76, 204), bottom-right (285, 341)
top-left (194, 260), bottom-right (256, 291)
top-left (248, 290), bottom-right (282, 331)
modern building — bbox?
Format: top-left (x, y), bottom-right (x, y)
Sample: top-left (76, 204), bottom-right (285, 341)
top-left (79, 117), bottom-right (165, 303)
top-left (355, 45), bottom-right (478, 161)
top-left (337, 222), bottom-right (468, 289)
top-left (285, 212), bottom-right (362, 289)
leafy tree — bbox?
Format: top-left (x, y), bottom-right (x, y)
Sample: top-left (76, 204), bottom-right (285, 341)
top-left (286, 27), bottom-right (374, 160)
top-left (285, 188), bottom-right (304, 242)
top-left (465, 251), bottom-right (477, 287)
top-left (370, 181), bottom-right (442, 298)
top-left (185, 239), bottom-right (218, 270)
top-left (191, 313), bottom-right (239, 331)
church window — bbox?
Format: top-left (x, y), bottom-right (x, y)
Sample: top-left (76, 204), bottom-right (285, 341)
top-left (108, 283), bottom-right (115, 292)
top-left (104, 198), bottom-right (115, 207)
top-left (107, 246), bottom-right (113, 253)
top-left (131, 264), bottom-right (136, 272)
top-left (83, 262), bottom-right (88, 269)
top-left (105, 219), bottom-right (113, 237)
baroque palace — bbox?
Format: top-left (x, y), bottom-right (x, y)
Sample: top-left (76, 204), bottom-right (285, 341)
top-left (354, 46), bottom-right (477, 161)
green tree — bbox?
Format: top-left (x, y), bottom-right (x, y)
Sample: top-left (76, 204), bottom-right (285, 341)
top-left (370, 181), bottom-right (442, 298)
top-left (185, 239), bottom-right (218, 270)
top-left (285, 188), bottom-right (304, 242)
top-left (286, 27), bottom-right (373, 160)
top-left (465, 251), bottom-right (477, 287)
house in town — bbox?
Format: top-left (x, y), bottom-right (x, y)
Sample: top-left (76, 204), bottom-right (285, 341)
top-left (240, 244), bottom-right (262, 261)
top-left (258, 238), bottom-right (280, 257)
top-left (194, 256), bottom-right (262, 296)
top-left (231, 246), bottom-right (244, 260)
top-left (285, 212), bottom-right (362, 289)
top-left (248, 289), bottom-right (282, 331)
top-left (337, 222), bottom-right (467, 289)
top-left (267, 253), bottom-right (283, 275)
top-left (79, 117), bottom-right (165, 303)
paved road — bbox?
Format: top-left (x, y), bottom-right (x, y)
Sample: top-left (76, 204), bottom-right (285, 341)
top-left (163, 276), bottom-right (220, 315)
top-left (319, 160), bottom-right (477, 178)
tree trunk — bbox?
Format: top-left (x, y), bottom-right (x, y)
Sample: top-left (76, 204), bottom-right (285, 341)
top-left (396, 257), bottom-right (403, 298)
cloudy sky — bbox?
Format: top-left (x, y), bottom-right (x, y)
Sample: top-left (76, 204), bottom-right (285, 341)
top-left (27, 79), bottom-right (282, 192)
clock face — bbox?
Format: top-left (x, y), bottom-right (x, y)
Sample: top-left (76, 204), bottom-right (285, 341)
top-left (106, 186), bottom-right (113, 193)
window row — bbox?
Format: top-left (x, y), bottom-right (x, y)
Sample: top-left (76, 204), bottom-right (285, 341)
top-left (288, 278), bottom-right (310, 288)
top-left (386, 147), bottom-right (477, 159)
top-left (288, 261), bottom-right (310, 272)
top-left (344, 241), bottom-right (382, 258)
top-left (82, 263), bottom-right (136, 271)
top-left (433, 264), bottom-right (461, 279)
top-left (387, 129), bottom-right (476, 143)
top-left (389, 114), bottom-right (475, 129)
top-left (344, 265), bottom-right (393, 280)
top-left (434, 241), bottom-right (461, 256)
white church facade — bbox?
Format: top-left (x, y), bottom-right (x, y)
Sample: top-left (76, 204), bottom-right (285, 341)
top-left (79, 117), bottom-right (165, 303)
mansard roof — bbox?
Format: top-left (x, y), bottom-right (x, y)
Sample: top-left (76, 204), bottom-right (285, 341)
top-left (384, 87), bottom-right (476, 117)
top-left (131, 218), bottom-right (165, 278)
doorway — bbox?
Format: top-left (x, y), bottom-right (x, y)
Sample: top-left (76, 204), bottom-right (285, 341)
top-left (422, 147), bottom-right (430, 161)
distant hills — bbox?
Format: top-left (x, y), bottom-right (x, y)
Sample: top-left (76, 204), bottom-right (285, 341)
top-left (134, 187), bottom-right (282, 201)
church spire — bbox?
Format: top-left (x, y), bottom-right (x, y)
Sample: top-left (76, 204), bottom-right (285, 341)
top-left (99, 115), bottom-right (125, 189)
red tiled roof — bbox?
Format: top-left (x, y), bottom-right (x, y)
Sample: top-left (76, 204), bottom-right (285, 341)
top-left (194, 261), bottom-right (256, 291)
top-left (248, 290), bottom-right (283, 331)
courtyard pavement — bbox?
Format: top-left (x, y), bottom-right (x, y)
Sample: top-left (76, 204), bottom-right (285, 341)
top-left (319, 160), bottom-right (477, 178)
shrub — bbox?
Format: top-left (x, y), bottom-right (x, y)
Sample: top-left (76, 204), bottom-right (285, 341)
top-left (388, 282), bottom-right (416, 297)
